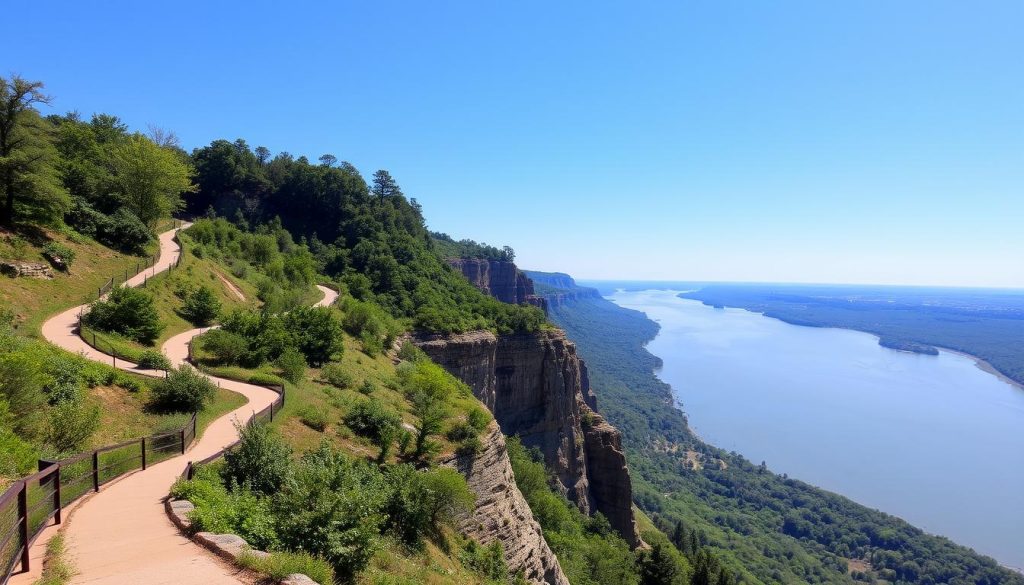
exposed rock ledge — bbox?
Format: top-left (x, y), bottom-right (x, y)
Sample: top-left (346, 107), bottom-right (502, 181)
top-left (416, 329), bottom-right (641, 548)
top-left (442, 426), bottom-right (570, 585)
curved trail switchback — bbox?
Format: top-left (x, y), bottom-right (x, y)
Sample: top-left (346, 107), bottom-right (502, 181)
top-left (14, 224), bottom-right (338, 585)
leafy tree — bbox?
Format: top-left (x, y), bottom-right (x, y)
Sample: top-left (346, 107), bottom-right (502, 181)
top-left (284, 306), bottom-right (343, 366)
top-left (0, 75), bottom-right (69, 225)
top-left (181, 285), bottom-right (221, 326)
top-left (83, 285), bottom-right (164, 344)
top-left (152, 364), bottom-right (215, 412)
top-left (222, 421), bottom-right (292, 495)
top-left (109, 133), bottom-right (195, 226)
top-left (637, 543), bottom-right (683, 585)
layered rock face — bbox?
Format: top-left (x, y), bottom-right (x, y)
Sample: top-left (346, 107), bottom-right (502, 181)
top-left (442, 426), bottom-right (569, 585)
top-left (523, 270), bottom-right (602, 308)
top-left (447, 258), bottom-right (545, 308)
top-left (416, 329), bottom-right (640, 547)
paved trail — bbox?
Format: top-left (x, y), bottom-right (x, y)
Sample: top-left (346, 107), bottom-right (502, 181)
top-left (13, 225), bottom-right (338, 585)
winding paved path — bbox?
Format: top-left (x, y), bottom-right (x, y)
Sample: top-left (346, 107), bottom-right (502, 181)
top-left (13, 225), bottom-right (338, 585)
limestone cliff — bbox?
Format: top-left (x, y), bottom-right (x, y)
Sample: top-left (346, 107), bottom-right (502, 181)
top-left (442, 426), bottom-right (570, 585)
top-left (447, 258), bottom-right (546, 309)
top-left (416, 329), bottom-right (641, 547)
top-left (523, 270), bottom-right (602, 308)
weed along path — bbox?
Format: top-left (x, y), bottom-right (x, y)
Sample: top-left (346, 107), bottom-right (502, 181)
top-left (16, 224), bottom-right (338, 585)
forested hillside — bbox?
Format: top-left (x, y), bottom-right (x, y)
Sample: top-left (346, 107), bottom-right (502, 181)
top-left (538, 279), bottom-right (1023, 585)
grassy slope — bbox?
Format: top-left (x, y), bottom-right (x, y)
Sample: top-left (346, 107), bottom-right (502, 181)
top-left (0, 228), bottom-right (151, 335)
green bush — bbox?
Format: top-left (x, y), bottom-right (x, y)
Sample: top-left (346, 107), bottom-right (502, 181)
top-left (222, 421), bottom-right (292, 495)
top-left (181, 285), bottom-right (221, 326)
top-left (276, 346), bottom-right (307, 384)
top-left (319, 363), bottom-right (353, 389)
top-left (357, 380), bottom-right (375, 395)
top-left (273, 444), bottom-right (388, 579)
top-left (83, 286), bottom-right (164, 344)
top-left (459, 540), bottom-right (508, 582)
top-left (152, 365), bottom-right (216, 412)
top-left (198, 329), bottom-right (249, 365)
top-left (396, 341), bottom-right (424, 363)
top-left (284, 306), bottom-right (343, 366)
top-left (137, 350), bottom-right (171, 370)
top-left (343, 398), bottom-right (401, 462)
top-left (299, 406), bottom-right (328, 432)
top-left (238, 550), bottom-right (335, 585)
top-left (99, 208), bottom-right (152, 254)
top-left (42, 241), bottom-right (76, 270)
top-left (46, 400), bottom-right (100, 454)
top-left (171, 465), bottom-right (280, 551)
top-left (467, 406), bottom-right (491, 432)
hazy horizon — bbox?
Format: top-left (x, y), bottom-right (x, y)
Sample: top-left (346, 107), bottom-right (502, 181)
top-left (8, 1), bottom-right (1022, 288)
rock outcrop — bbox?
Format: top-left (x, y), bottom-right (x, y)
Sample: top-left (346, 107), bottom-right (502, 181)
top-left (0, 261), bottom-right (53, 279)
top-left (523, 270), bottom-right (602, 308)
top-left (416, 329), bottom-right (641, 547)
top-left (447, 258), bottom-right (546, 309)
top-left (442, 426), bottom-right (570, 585)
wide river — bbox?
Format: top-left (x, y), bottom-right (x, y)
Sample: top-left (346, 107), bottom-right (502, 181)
top-left (608, 289), bottom-right (1024, 570)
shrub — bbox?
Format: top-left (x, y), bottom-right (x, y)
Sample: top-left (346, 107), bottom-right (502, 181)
top-left (83, 286), bottom-right (163, 344)
top-left (46, 400), bottom-right (100, 454)
top-left (446, 421), bottom-right (477, 443)
top-left (137, 350), bottom-right (171, 370)
top-left (152, 365), bottom-right (216, 412)
top-left (42, 241), bottom-right (76, 271)
top-left (467, 406), bottom-right (491, 432)
top-left (238, 550), bottom-right (335, 585)
top-left (460, 540), bottom-right (508, 582)
top-left (299, 406), bottom-right (328, 432)
top-left (181, 285), bottom-right (221, 326)
top-left (98, 208), bottom-right (152, 254)
top-left (455, 435), bottom-right (482, 456)
top-left (284, 306), bottom-right (343, 366)
top-left (319, 363), bottom-right (353, 389)
top-left (397, 341), bottom-right (424, 363)
top-left (198, 329), bottom-right (249, 365)
top-left (273, 444), bottom-right (388, 579)
top-left (276, 346), bottom-right (307, 384)
top-left (222, 421), bottom-right (292, 495)
top-left (171, 465), bottom-right (279, 551)
top-left (357, 380), bottom-right (375, 395)
top-left (344, 399), bottom-right (401, 462)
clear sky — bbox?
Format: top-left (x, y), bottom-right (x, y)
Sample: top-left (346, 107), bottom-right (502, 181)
top-left (7, 1), bottom-right (1023, 287)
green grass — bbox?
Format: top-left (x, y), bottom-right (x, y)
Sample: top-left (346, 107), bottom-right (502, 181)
top-left (238, 550), bottom-right (335, 585)
top-left (34, 533), bottom-right (74, 585)
top-left (0, 227), bottom-right (155, 336)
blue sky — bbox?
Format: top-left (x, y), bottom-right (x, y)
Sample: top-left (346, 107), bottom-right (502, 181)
top-left (8, 1), bottom-right (1023, 287)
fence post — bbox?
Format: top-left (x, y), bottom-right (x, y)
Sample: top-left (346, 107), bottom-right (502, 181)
top-left (18, 482), bottom-right (29, 572)
top-left (92, 451), bottom-right (99, 492)
top-left (54, 466), bottom-right (62, 525)
top-left (141, 437), bottom-right (147, 470)
top-left (180, 429), bottom-right (186, 454)
top-left (269, 401), bottom-right (274, 421)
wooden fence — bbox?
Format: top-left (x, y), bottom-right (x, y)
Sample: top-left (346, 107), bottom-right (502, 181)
top-left (0, 415), bottom-right (197, 584)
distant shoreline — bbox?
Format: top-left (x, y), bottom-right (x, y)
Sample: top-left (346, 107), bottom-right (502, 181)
top-left (665, 293), bottom-right (1024, 393)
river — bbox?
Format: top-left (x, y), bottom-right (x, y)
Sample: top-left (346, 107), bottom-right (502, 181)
top-left (608, 289), bottom-right (1024, 570)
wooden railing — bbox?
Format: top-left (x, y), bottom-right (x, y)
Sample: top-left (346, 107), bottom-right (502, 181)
top-left (0, 415), bottom-right (198, 584)
top-left (181, 383), bottom-right (285, 481)
top-left (0, 221), bottom-right (192, 583)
